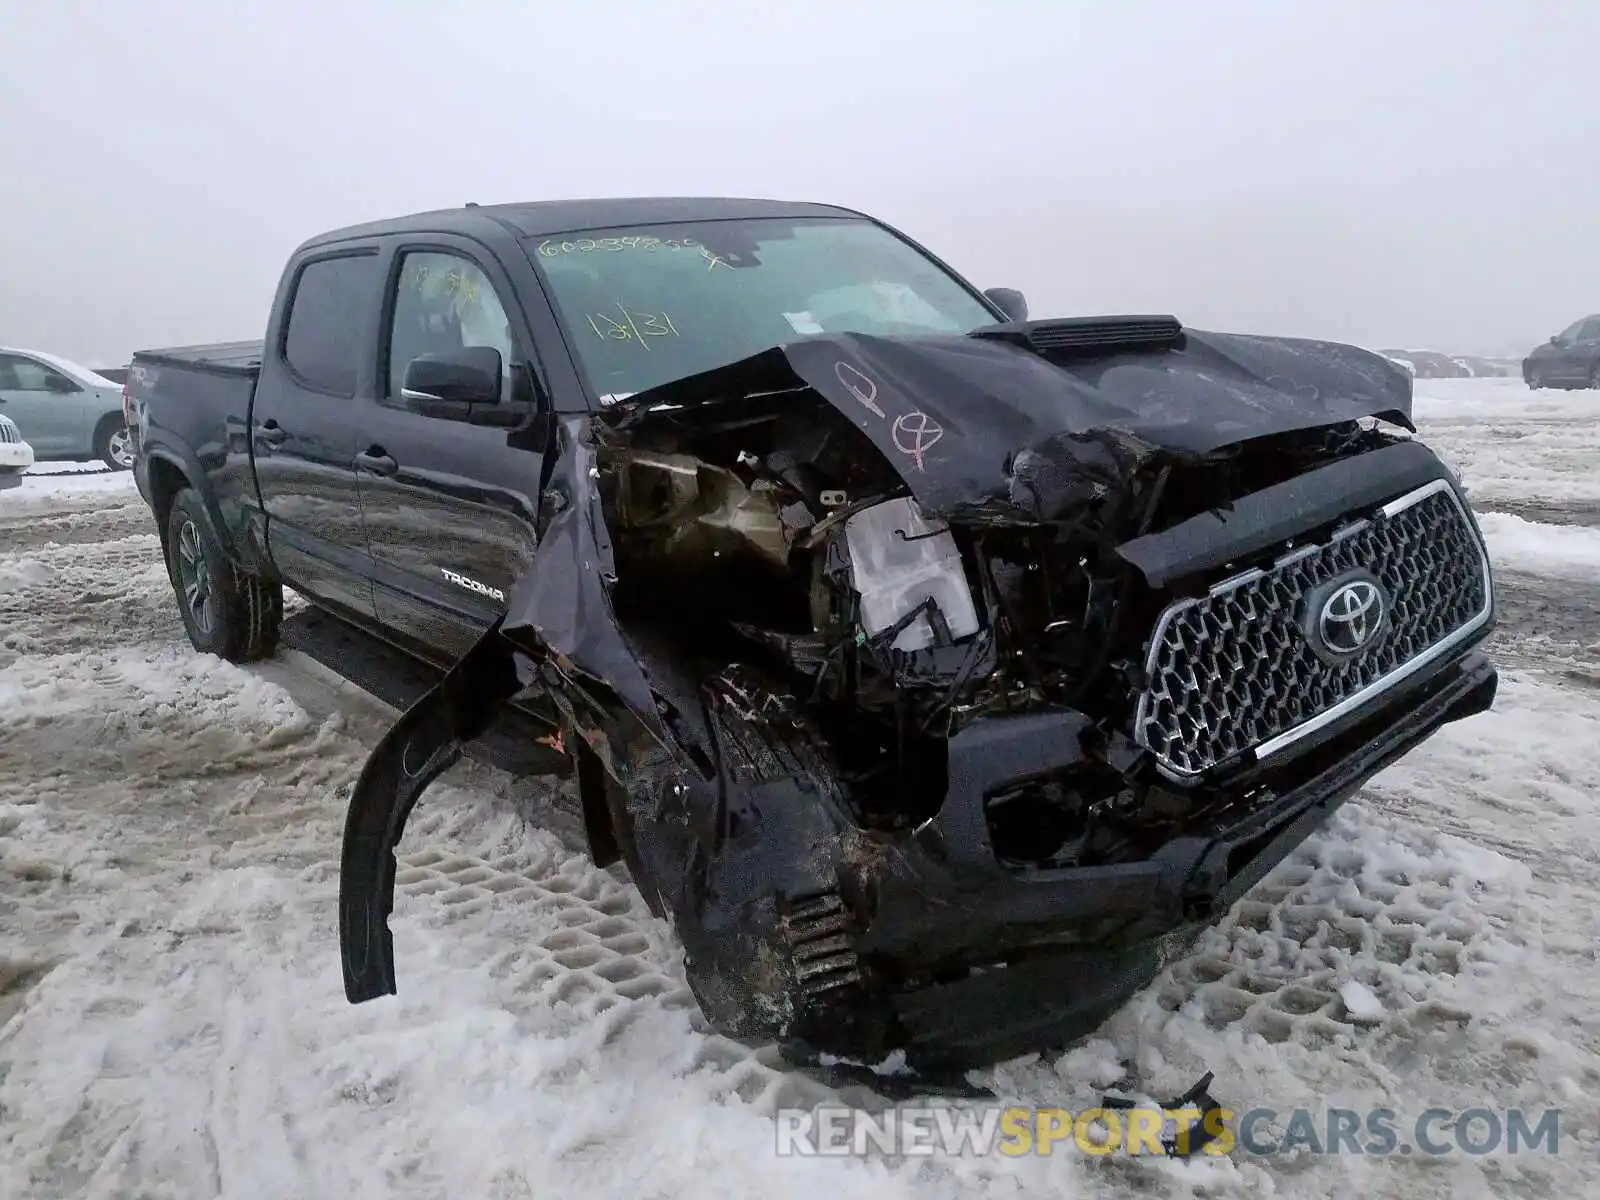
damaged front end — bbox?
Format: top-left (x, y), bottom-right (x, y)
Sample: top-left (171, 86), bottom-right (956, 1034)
top-left (340, 319), bottom-right (1499, 1070)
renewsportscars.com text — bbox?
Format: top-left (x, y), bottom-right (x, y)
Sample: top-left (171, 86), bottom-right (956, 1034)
top-left (774, 1104), bottom-right (1562, 1158)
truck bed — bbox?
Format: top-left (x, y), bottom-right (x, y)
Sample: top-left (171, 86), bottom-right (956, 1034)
top-left (133, 339), bottom-right (264, 377)
top-left (127, 340), bottom-right (264, 535)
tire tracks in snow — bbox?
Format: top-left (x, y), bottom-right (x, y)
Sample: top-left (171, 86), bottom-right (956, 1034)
top-left (5, 443), bottom-right (1600, 1198)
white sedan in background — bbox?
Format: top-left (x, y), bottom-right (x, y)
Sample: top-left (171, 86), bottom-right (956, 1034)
top-left (0, 411), bottom-right (35, 491)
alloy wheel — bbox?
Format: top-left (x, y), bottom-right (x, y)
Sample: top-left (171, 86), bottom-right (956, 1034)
top-left (175, 520), bottom-right (214, 635)
top-left (108, 428), bottom-right (134, 468)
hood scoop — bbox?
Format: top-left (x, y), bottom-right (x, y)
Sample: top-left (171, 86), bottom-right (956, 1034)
top-left (969, 315), bottom-right (1186, 360)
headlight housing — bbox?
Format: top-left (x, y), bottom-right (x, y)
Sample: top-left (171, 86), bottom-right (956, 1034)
top-left (842, 496), bottom-right (980, 652)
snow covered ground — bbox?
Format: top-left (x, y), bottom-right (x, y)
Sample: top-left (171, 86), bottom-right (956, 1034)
top-left (1, 380), bottom-right (1596, 1199)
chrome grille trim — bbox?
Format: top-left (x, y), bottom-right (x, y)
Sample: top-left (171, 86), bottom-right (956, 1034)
top-left (1132, 478), bottom-right (1494, 781)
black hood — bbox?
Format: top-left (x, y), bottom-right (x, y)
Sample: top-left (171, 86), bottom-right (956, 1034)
top-left (600, 322), bottom-right (1414, 523)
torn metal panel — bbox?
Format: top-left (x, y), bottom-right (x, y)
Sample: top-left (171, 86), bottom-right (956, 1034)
top-left (496, 419), bottom-right (714, 774)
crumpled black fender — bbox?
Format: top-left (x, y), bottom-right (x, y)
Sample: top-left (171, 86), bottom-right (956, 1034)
top-left (339, 417), bottom-right (721, 1005)
top-left (340, 616), bottom-right (523, 1002)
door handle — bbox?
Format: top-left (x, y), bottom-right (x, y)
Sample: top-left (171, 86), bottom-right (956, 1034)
top-left (255, 420), bottom-right (288, 449)
top-left (355, 448), bottom-right (398, 476)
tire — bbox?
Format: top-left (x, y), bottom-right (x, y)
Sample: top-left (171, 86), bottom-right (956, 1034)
top-left (94, 416), bottom-right (135, 471)
top-left (1526, 369), bottom-right (1542, 390)
top-left (164, 487), bottom-right (283, 662)
top-left (1590, 364), bottom-right (1600, 391)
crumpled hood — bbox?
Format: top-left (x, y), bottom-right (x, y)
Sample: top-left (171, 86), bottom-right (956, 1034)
top-left (602, 325), bottom-right (1414, 522)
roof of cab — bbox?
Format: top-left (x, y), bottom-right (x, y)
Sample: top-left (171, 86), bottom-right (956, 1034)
top-left (299, 196), bottom-right (865, 250)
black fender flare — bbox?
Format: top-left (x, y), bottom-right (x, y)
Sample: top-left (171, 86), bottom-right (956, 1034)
top-left (141, 443), bottom-right (254, 572)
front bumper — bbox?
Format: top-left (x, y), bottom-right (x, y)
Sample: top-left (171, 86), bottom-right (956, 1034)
top-left (0, 439), bottom-right (33, 490)
top-left (0, 442), bottom-right (34, 470)
top-left (846, 647), bottom-right (1496, 1066)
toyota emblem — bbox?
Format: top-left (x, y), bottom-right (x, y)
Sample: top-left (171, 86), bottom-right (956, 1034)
top-left (1307, 575), bottom-right (1387, 660)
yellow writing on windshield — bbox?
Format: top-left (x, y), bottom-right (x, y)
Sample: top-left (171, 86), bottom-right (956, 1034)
top-left (539, 236), bottom-right (700, 257)
top-left (587, 304), bottom-right (681, 349)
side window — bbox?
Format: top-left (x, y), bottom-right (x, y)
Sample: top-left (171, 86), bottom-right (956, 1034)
top-left (283, 253), bottom-right (379, 395)
top-left (1578, 318), bottom-right (1600, 342)
top-left (1, 356), bottom-right (66, 393)
top-left (385, 251), bottom-right (518, 406)
top-left (1556, 317), bottom-right (1590, 342)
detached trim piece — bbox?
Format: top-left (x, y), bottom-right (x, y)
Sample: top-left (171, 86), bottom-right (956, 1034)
top-left (340, 618), bottom-right (522, 1003)
top-left (1132, 478), bottom-right (1495, 782)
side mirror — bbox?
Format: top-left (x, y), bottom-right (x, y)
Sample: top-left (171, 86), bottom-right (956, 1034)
top-left (402, 346), bottom-right (503, 408)
top-left (1550, 335), bottom-right (1561, 346)
top-left (984, 287), bottom-right (1029, 324)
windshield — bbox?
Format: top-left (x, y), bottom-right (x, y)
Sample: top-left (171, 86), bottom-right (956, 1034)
top-left (526, 216), bottom-right (999, 401)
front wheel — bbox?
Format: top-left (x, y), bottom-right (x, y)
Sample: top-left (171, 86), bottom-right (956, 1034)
top-left (163, 486), bottom-right (283, 662)
top-left (95, 417), bottom-right (135, 471)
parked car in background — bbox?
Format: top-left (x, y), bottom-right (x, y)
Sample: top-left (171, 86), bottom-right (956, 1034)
top-left (0, 347), bottom-right (135, 469)
top-left (0, 412), bottom-right (35, 491)
top-left (1522, 315), bottom-right (1600, 389)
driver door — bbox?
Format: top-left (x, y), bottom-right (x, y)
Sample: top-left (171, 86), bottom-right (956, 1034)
top-left (1549, 317), bottom-right (1600, 384)
top-left (356, 240), bottom-right (549, 665)
top-left (0, 353), bottom-right (87, 456)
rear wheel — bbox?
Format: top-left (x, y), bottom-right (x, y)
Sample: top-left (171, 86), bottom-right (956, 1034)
top-left (94, 416), bottom-right (135, 471)
top-left (164, 487), bottom-right (283, 662)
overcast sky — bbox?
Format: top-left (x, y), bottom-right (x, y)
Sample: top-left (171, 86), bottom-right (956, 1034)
top-left (3, 0), bottom-right (1595, 366)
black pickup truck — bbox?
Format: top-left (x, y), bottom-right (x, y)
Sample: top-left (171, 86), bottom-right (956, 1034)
top-left (129, 197), bottom-right (1499, 1072)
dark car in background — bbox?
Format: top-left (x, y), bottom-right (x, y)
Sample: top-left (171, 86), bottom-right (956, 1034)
top-left (1523, 314), bottom-right (1600, 389)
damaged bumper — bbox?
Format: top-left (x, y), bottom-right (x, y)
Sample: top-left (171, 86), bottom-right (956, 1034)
top-left (848, 648), bottom-right (1496, 1066)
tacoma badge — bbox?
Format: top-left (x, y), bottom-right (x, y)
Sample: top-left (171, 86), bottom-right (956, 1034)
top-left (441, 567), bottom-right (506, 602)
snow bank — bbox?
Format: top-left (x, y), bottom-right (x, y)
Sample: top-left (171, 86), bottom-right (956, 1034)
top-left (1, 468), bottom-right (136, 507)
top-left (1412, 379), bottom-right (1600, 507)
top-left (1478, 512), bottom-right (1600, 578)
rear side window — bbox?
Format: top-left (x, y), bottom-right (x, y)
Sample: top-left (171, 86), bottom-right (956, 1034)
top-left (283, 253), bottom-right (379, 395)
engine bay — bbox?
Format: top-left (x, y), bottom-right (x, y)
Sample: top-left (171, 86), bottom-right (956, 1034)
top-left (593, 387), bottom-right (1413, 859)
